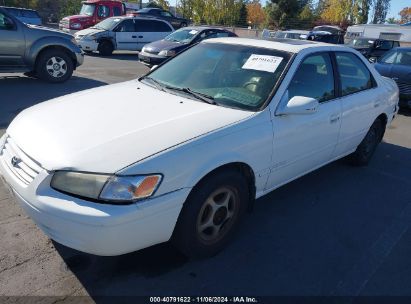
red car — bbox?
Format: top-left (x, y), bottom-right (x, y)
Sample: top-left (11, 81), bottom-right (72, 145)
top-left (59, 0), bottom-right (139, 34)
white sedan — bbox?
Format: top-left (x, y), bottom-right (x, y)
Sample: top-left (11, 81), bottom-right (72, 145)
top-left (0, 38), bottom-right (399, 258)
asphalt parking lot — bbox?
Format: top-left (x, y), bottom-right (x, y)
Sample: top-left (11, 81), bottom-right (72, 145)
top-left (1, 53), bottom-right (411, 301)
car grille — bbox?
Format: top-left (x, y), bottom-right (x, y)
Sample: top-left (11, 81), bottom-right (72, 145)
top-left (0, 136), bottom-right (42, 186)
top-left (395, 80), bottom-right (411, 96)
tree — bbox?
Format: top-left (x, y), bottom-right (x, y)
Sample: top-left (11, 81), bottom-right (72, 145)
top-left (371, 0), bottom-right (390, 24)
top-left (265, 0), bottom-right (302, 28)
top-left (399, 7), bottom-right (411, 23)
top-left (320, 0), bottom-right (353, 24)
top-left (246, 0), bottom-right (265, 28)
top-left (148, 0), bottom-right (169, 9)
top-left (356, 0), bottom-right (372, 24)
top-left (237, 2), bottom-right (248, 26)
top-left (60, 0), bottom-right (82, 18)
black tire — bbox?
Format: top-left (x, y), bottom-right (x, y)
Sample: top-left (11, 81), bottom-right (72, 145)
top-left (180, 22), bottom-right (187, 28)
top-left (36, 49), bottom-right (74, 83)
top-left (98, 40), bottom-right (114, 56)
top-left (348, 118), bottom-right (384, 166)
top-left (172, 169), bottom-right (249, 259)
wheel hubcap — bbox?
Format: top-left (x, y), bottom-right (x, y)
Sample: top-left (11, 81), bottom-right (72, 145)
top-left (196, 187), bottom-right (238, 244)
top-left (46, 56), bottom-right (67, 78)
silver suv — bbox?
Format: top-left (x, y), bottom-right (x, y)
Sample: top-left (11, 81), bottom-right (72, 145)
top-left (0, 7), bottom-right (84, 83)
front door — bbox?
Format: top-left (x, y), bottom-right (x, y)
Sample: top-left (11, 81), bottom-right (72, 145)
top-left (266, 52), bottom-right (342, 189)
top-left (0, 12), bottom-right (25, 69)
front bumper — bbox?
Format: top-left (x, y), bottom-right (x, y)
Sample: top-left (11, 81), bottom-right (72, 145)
top-left (77, 39), bottom-right (99, 52)
top-left (138, 51), bottom-right (168, 66)
top-left (75, 51), bottom-right (84, 67)
top-left (0, 138), bottom-right (190, 256)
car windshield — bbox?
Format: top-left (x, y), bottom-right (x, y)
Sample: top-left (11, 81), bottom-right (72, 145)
top-left (94, 17), bottom-right (122, 30)
top-left (165, 28), bottom-right (199, 43)
top-left (80, 4), bottom-right (95, 16)
top-left (347, 38), bottom-right (374, 47)
top-left (143, 42), bottom-right (292, 111)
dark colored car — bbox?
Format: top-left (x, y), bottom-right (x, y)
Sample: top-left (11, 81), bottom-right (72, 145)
top-left (346, 37), bottom-right (400, 62)
top-left (138, 26), bottom-right (237, 66)
top-left (3, 6), bottom-right (42, 25)
top-left (135, 8), bottom-right (189, 29)
top-left (374, 47), bottom-right (411, 108)
top-left (0, 7), bottom-right (84, 83)
top-left (307, 30), bottom-right (345, 44)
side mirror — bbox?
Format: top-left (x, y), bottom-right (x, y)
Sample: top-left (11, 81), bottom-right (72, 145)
top-left (150, 65), bottom-right (158, 71)
top-left (277, 96), bottom-right (319, 116)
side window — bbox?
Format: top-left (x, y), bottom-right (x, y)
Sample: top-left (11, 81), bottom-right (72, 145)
top-left (288, 53), bottom-right (335, 102)
top-left (97, 5), bottom-right (110, 18)
top-left (117, 19), bottom-right (135, 32)
top-left (160, 11), bottom-right (173, 17)
top-left (113, 6), bottom-right (122, 16)
top-left (393, 41), bottom-right (400, 48)
top-left (0, 12), bottom-right (15, 30)
top-left (137, 20), bottom-right (171, 32)
top-left (335, 52), bottom-right (375, 96)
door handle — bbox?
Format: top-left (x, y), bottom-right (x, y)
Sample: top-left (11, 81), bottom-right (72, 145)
top-left (138, 35), bottom-right (143, 38)
top-left (330, 114), bottom-right (340, 124)
top-left (132, 35), bottom-right (137, 38)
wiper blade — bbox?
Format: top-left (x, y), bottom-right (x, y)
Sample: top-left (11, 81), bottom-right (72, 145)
top-left (165, 86), bottom-right (216, 105)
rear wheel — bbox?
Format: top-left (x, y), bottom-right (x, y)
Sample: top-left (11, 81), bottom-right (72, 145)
top-left (172, 170), bottom-right (249, 259)
top-left (36, 49), bottom-right (73, 83)
top-left (98, 40), bottom-right (114, 56)
top-left (180, 22), bottom-right (187, 28)
top-left (348, 118), bottom-right (384, 166)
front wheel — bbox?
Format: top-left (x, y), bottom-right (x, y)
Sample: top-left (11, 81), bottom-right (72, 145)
top-left (172, 170), bottom-right (249, 259)
top-left (36, 49), bottom-right (74, 83)
top-left (98, 40), bottom-right (114, 56)
top-left (348, 118), bottom-right (384, 166)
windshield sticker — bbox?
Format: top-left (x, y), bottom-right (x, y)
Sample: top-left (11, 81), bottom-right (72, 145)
top-left (189, 30), bottom-right (198, 35)
top-left (242, 54), bottom-right (283, 73)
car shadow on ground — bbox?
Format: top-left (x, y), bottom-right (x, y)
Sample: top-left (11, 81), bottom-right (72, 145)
top-left (0, 75), bottom-right (107, 129)
top-left (54, 142), bottom-right (411, 297)
top-left (85, 52), bottom-right (140, 62)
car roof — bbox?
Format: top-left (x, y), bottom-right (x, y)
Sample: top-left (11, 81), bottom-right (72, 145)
top-left (0, 6), bottom-right (38, 12)
top-left (280, 29), bottom-right (310, 34)
top-left (203, 37), bottom-right (344, 53)
top-left (179, 26), bottom-right (230, 32)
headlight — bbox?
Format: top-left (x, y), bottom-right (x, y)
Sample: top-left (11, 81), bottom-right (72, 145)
top-left (70, 23), bottom-right (81, 29)
top-left (158, 50), bottom-right (176, 57)
top-left (51, 171), bottom-right (162, 204)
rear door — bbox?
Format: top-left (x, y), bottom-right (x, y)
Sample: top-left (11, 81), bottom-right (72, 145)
top-left (0, 11), bottom-right (26, 69)
top-left (134, 19), bottom-right (173, 51)
top-left (332, 51), bottom-right (382, 157)
top-left (115, 19), bottom-right (139, 51)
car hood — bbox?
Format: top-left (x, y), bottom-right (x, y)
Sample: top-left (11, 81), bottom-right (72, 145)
top-left (64, 15), bottom-right (93, 22)
top-left (7, 81), bottom-right (254, 173)
top-left (75, 27), bottom-right (107, 37)
top-left (144, 39), bottom-right (188, 52)
top-left (27, 24), bottom-right (73, 39)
